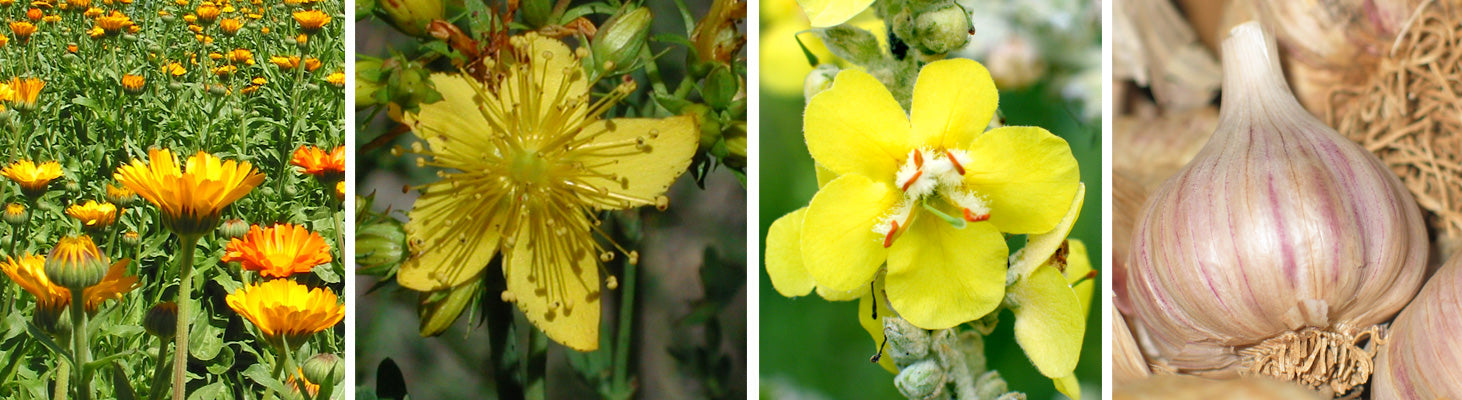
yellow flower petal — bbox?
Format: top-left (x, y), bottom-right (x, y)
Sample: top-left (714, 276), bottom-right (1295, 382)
top-left (804, 69), bottom-right (910, 180)
top-left (765, 208), bottom-right (814, 297)
top-left (1065, 239), bottom-right (1094, 318)
top-left (801, 174), bottom-right (898, 293)
top-left (797, 0), bottom-right (874, 28)
top-left (909, 58), bottom-right (999, 150)
top-left (1008, 263), bottom-right (1084, 380)
top-left (1009, 183), bottom-right (1085, 279)
top-left (403, 74), bottom-right (492, 144)
top-left (814, 284), bottom-right (868, 301)
top-left (962, 126), bottom-right (1080, 234)
top-left (886, 218), bottom-right (1006, 330)
top-left (576, 117), bottom-right (698, 210)
top-left (505, 230), bottom-right (600, 351)
top-left (397, 189), bottom-right (505, 291)
top-left (857, 277), bottom-right (896, 373)
top-left (1054, 374), bottom-right (1081, 400)
top-left (759, 20), bottom-right (824, 96)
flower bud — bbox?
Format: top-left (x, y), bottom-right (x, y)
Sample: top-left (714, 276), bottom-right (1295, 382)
top-left (143, 302), bottom-right (178, 337)
top-left (122, 230), bottom-right (142, 247)
top-left (356, 221), bottom-right (406, 271)
top-left (218, 218), bottom-right (249, 239)
top-left (802, 64), bottom-right (840, 101)
top-left (355, 57), bottom-right (385, 107)
top-left (302, 353), bottom-right (344, 387)
top-left (45, 235), bottom-right (109, 290)
top-left (896, 3), bottom-right (971, 56)
top-left (702, 63), bottom-right (741, 111)
top-left (377, 0), bottom-right (442, 37)
top-left (884, 317), bottom-right (930, 367)
top-left (895, 359), bottom-right (946, 399)
top-left (519, 0), bottom-right (554, 28)
top-left (3, 203), bottom-right (29, 226)
top-left (590, 7), bottom-right (652, 78)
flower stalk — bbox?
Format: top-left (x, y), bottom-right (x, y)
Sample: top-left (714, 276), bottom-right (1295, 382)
top-left (171, 234), bottom-right (199, 400)
top-left (70, 288), bottom-right (92, 400)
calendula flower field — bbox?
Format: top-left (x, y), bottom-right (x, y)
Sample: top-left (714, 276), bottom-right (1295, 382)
top-left (0, 0), bottom-right (345, 397)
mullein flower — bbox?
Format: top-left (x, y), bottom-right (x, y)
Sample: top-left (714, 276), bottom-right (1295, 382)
top-left (395, 33), bottom-right (698, 350)
top-left (764, 59), bottom-right (1080, 330)
top-left (221, 223), bottom-right (332, 278)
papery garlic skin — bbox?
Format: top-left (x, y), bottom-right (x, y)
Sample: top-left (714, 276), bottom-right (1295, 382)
top-left (1124, 21), bottom-right (1427, 391)
top-left (1371, 255), bottom-right (1462, 400)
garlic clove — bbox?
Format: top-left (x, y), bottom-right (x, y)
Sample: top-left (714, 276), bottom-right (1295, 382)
top-left (1124, 21), bottom-right (1428, 393)
top-left (1371, 252), bottom-right (1462, 399)
top-left (1113, 305), bottom-right (1150, 386)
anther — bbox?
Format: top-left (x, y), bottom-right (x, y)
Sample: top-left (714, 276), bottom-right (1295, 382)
top-left (599, 252), bottom-right (614, 262)
top-left (961, 209), bottom-right (989, 222)
top-left (900, 170), bottom-right (924, 192)
top-left (606, 276), bottom-right (619, 290)
top-left (654, 196), bottom-right (669, 211)
top-left (883, 220), bottom-right (900, 248)
top-left (945, 149), bottom-right (966, 175)
top-left (627, 250), bottom-right (639, 265)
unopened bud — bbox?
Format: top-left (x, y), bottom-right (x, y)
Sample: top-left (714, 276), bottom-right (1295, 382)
top-left (44, 235), bottom-right (109, 290)
top-left (377, 0), bottom-right (443, 37)
top-left (895, 359), bottom-right (946, 400)
top-left (590, 7), bottom-right (652, 78)
top-left (143, 302), bottom-right (178, 337)
top-left (302, 353), bottom-right (344, 387)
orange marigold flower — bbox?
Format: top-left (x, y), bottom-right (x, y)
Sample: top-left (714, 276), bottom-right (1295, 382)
top-left (9, 21), bottom-right (37, 41)
top-left (121, 74), bottom-right (145, 94)
top-left (96, 10), bottom-right (131, 33)
top-left (26, 8), bottom-right (41, 20)
top-left (226, 279), bottom-right (343, 349)
top-left (162, 62), bottom-right (187, 77)
top-left (222, 223), bottom-right (332, 278)
top-left (66, 43), bottom-right (77, 53)
top-left (290, 145), bottom-right (344, 181)
top-left (228, 48), bottom-right (254, 65)
top-left (6, 77), bottom-right (43, 112)
top-left (195, 3), bottom-right (219, 22)
top-left (219, 17), bottom-right (241, 34)
top-left (212, 65), bottom-right (237, 77)
top-left (83, 6), bottom-right (101, 17)
top-left (325, 71), bottom-right (344, 87)
top-left (67, 201), bottom-right (119, 230)
top-left (1, 253), bottom-right (138, 314)
top-left (292, 9), bottom-right (329, 33)
top-left (41, 14), bottom-right (59, 23)
top-left (113, 148), bottom-right (264, 237)
top-left (1, 159), bottom-right (61, 198)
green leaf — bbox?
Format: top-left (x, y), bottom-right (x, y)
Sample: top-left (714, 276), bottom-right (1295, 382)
top-left (111, 362), bottom-right (138, 400)
top-left (185, 380), bottom-right (226, 400)
top-left (241, 363), bottom-right (289, 395)
top-left (188, 316), bottom-right (225, 362)
top-left (23, 322), bottom-right (72, 367)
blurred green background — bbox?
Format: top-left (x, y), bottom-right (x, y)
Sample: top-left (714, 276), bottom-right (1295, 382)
top-left (755, 11), bottom-right (1103, 399)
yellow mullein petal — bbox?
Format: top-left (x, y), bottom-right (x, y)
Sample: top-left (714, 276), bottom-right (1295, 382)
top-left (1054, 374), bottom-right (1081, 400)
top-left (504, 230), bottom-right (600, 351)
top-left (804, 69), bottom-right (910, 179)
top-left (797, 0), bottom-right (874, 28)
top-left (765, 208), bottom-right (814, 297)
top-left (1065, 239), bottom-right (1094, 318)
top-left (801, 174), bottom-right (898, 292)
top-left (1008, 263), bottom-right (1084, 381)
top-left (814, 163), bottom-right (837, 188)
top-left (576, 117), bottom-right (698, 209)
top-left (404, 74), bottom-right (492, 143)
top-left (886, 218), bottom-right (1006, 330)
top-left (397, 188), bottom-right (506, 291)
top-left (1008, 183), bottom-right (1085, 279)
top-left (909, 58), bottom-right (999, 150)
top-left (759, 19), bottom-right (825, 95)
top-left (815, 283), bottom-right (868, 301)
top-left (857, 277), bottom-right (896, 373)
top-left (962, 126), bottom-right (1079, 234)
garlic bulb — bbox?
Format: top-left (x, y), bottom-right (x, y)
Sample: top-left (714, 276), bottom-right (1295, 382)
top-left (1124, 21), bottom-right (1427, 395)
top-left (1371, 254), bottom-right (1462, 400)
top-left (1113, 304), bottom-right (1150, 385)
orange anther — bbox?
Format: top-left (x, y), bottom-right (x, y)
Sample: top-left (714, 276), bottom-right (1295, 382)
top-left (883, 220), bottom-right (900, 248)
top-left (962, 209), bottom-right (989, 222)
top-left (945, 149), bottom-right (965, 175)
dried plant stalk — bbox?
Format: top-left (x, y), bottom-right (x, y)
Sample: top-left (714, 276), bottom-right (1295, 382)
top-left (1327, 3), bottom-right (1462, 239)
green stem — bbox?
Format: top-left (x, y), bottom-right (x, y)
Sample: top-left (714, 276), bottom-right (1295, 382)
top-left (171, 234), bottom-right (199, 400)
top-left (54, 361), bottom-right (69, 400)
top-left (611, 259), bottom-right (637, 392)
top-left (262, 341), bottom-right (287, 400)
top-left (524, 331), bottom-right (548, 400)
top-left (70, 290), bottom-right (92, 400)
top-left (146, 336), bottom-right (171, 400)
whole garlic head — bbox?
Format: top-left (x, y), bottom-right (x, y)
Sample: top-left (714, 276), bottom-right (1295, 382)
top-left (1123, 22), bottom-right (1427, 394)
top-left (1371, 254), bottom-right (1462, 399)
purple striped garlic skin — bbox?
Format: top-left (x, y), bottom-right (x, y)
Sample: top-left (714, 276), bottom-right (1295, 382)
top-left (1123, 22), bottom-right (1427, 380)
top-left (1371, 254), bottom-right (1462, 400)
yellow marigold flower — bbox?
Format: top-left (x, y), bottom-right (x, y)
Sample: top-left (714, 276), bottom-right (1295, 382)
top-left (67, 200), bottom-right (119, 230)
top-left (6, 77), bottom-right (44, 112)
top-left (222, 223), bottom-right (332, 278)
top-left (105, 183), bottom-right (137, 206)
top-left (3, 203), bottom-right (29, 226)
top-left (66, 0), bottom-right (87, 8)
top-left (219, 17), bottom-right (241, 34)
top-left (251, 77), bottom-right (265, 85)
top-left (83, 6), bottom-right (100, 17)
top-left (162, 62), bottom-right (187, 77)
top-left (246, 12), bottom-right (261, 19)
top-left (195, 3), bottom-right (219, 21)
top-left (227, 48), bottom-right (254, 65)
top-left (121, 74), bottom-right (145, 94)
top-left (289, 145), bottom-right (343, 181)
top-left (212, 64), bottom-right (237, 77)
top-left (269, 55), bottom-right (319, 72)
top-left (183, 14), bottom-right (197, 23)
top-left (0, 0), bottom-right (13, 6)
top-left (325, 71), bottom-right (344, 87)
top-left (259, 26), bottom-right (269, 34)
top-left (87, 26), bottom-right (104, 38)
top-left (2, 159), bottom-right (61, 198)
top-left (0, 34), bottom-right (8, 47)
top-left (396, 34), bottom-right (698, 351)
top-left (219, 4), bottom-right (231, 12)
top-left (295, 33), bottom-right (307, 45)
top-left (196, 34), bottom-right (213, 44)
top-left (41, 14), bottom-right (58, 23)
top-left (157, 9), bottom-right (169, 16)
top-left (174, 0), bottom-right (186, 5)
top-left (1, 254), bottom-right (138, 314)
top-left (126, 23), bottom-right (138, 33)
top-left (333, 181), bottom-right (343, 202)
top-left (96, 11), bottom-right (131, 33)
top-left (9, 21), bottom-right (37, 41)
top-left (764, 59), bottom-right (1080, 330)
top-left (292, 9), bottom-right (328, 33)
top-left (0, 82), bottom-right (11, 110)
top-left (226, 279), bottom-right (343, 349)
top-left (113, 148), bottom-right (265, 238)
